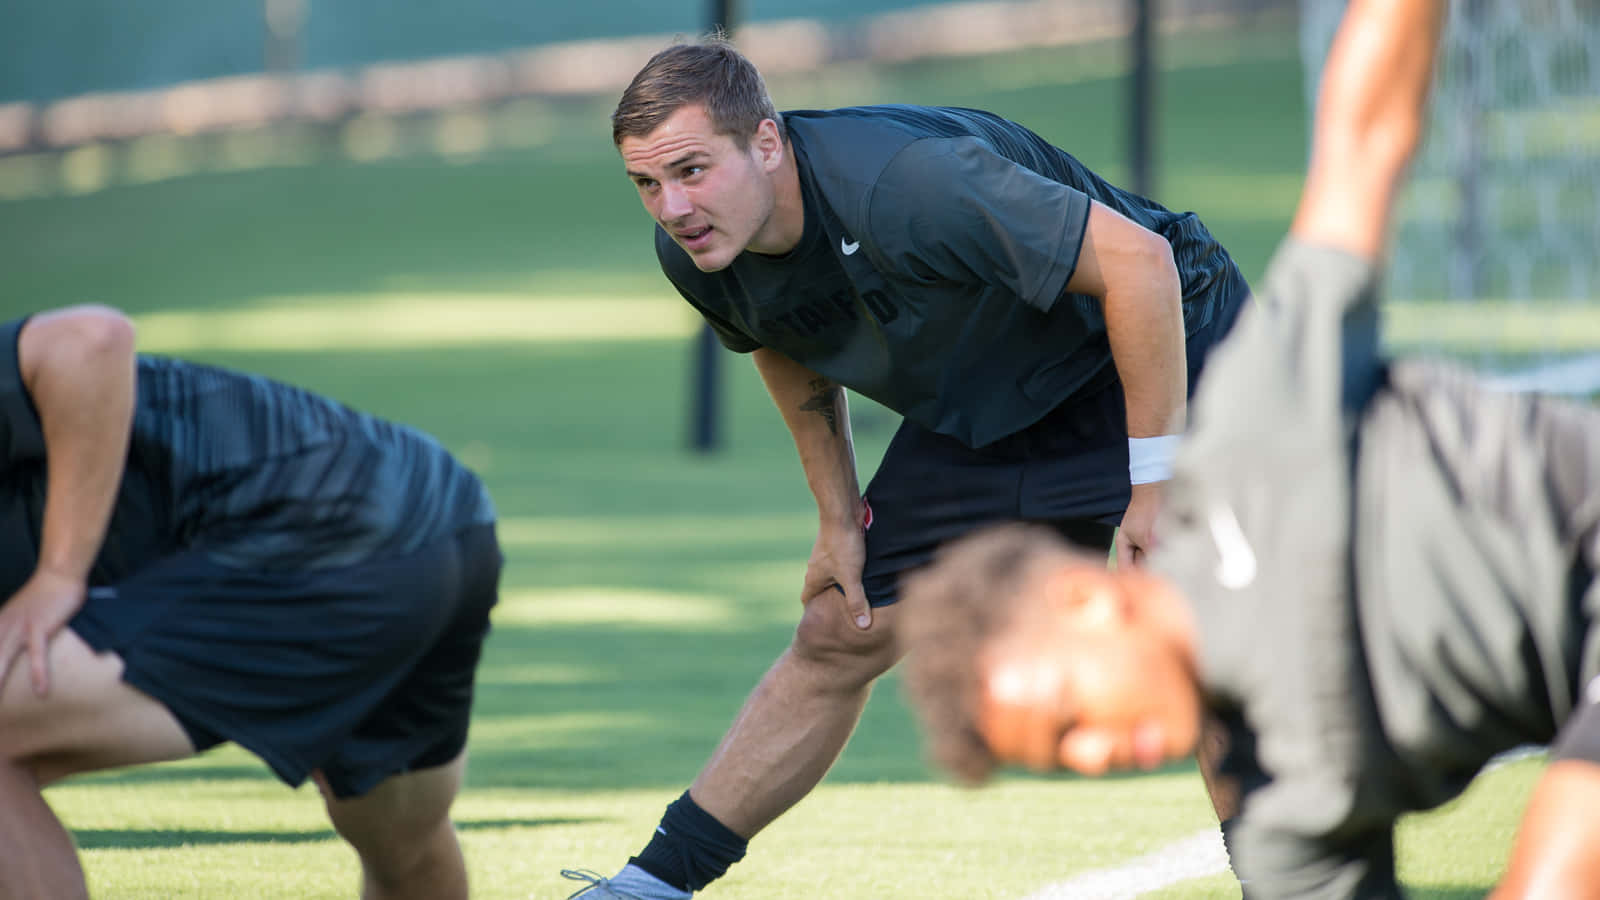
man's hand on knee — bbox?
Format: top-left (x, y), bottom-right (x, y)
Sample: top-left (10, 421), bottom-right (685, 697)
top-left (801, 519), bottom-right (871, 630)
top-left (792, 593), bottom-right (901, 680)
top-left (0, 570), bottom-right (87, 698)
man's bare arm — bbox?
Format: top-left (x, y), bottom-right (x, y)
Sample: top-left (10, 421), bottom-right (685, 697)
top-left (753, 348), bottom-right (861, 523)
top-left (1065, 202), bottom-right (1185, 565)
top-left (0, 306), bottom-right (137, 695)
top-left (1292, 0), bottom-right (1448, 259)
top-left (1066, 201), bottom-right (1187, 441)
top-left (20, 307), bottom-right (137, 585)
top-left (751, 348), bottom-right (873, 627)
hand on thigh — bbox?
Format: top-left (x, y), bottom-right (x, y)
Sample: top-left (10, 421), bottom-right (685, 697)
top-left (0, 628), bottom-right (194, 782)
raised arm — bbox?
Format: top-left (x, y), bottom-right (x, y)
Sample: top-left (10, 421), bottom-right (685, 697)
top-left (0, 306), bottom-right (137, 696)
top-left (1292, 0), bottom-right (1448, 259)
top-left (1066, 201), bottom-right (1186, 566)
top-left (751, 348), bottom-right (872, 629)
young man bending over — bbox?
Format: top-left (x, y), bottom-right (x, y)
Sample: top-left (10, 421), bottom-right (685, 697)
top-left (0, 306), bottom-right (502, 900)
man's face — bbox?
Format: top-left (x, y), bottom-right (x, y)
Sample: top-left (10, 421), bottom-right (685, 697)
top-left (618, 104), bottom-right (783, 272)
top-left (976, 564), bottom-right (1202, 777)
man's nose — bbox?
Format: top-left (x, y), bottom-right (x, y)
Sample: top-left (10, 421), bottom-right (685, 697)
top-left (660, 182), bottom-right (694, 220)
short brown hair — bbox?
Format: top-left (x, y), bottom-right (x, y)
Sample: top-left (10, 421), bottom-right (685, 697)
top-left (611, 34), bottom-right (784, 148)
top-left (898, 524), bottom-right (1079, 784)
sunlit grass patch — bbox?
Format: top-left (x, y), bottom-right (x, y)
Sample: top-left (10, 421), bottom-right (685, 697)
top-left (1394, 755), bottom-right (1542, 896)
top-left (491, 587), bottom-right (759, 629)
top-left (467, 712), bottom-right (662, 746)
top-left (473, 661), bottom-right (610, 686)
top-left (495, 513), bottom-right (815, 549)
top-left (132, 293), bottom-right (697, 352)
top-left (1386, 300), bottom-right (1600, 354)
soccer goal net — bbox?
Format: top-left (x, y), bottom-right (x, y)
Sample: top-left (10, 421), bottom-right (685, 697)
top-left (1302, 0), bottom-right (1600, 391)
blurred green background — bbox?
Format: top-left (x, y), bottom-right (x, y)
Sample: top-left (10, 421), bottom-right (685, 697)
top-left (5, 0), bottom-right (950, 102)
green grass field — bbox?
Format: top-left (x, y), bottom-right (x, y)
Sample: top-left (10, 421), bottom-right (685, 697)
top-left (0, 24), bottom-right (1547, 899)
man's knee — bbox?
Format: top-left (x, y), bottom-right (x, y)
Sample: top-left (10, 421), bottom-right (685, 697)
top-left (320, 755), bottom-right (465, 868)
top-left (357, 815), bottom-right (462, 889)
top-left (791, 599), bottom-right (902, 678)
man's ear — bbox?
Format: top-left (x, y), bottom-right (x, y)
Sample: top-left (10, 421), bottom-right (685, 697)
top-left (1041, 564), bottom-right (1129, 631)
top-left (752, 118), bottom-right (784, 171)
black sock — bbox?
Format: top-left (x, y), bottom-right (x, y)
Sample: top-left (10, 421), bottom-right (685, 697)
top-left (629, 791), bottom-right (749, 892)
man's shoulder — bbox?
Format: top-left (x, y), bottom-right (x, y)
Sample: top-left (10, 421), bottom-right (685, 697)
top-left (787, 106), bottom-right (1033, 237)
top-left (786, 107), bottom-right (923, 180)
top-left (784, 105), bottom-right (980, 187)
top-left (783, 104), bottom-right (939, 135)
top-left (784, 104), bottom-right (1015, 140)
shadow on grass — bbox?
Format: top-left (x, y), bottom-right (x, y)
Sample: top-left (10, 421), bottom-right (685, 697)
top-left (74, 817), bottom-right (600, 850)
top-left (67, 765), bottom-right (273, 787)
top-left (74, 827), bottom-right (336, 850)
top-left (458, 817), bottom-right (605, 832)
top-left (1407, 888), bottom-right (1496, 899)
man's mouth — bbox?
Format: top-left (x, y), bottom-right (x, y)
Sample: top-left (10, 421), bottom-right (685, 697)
top-left (677, 226), bottom-right (713, 249)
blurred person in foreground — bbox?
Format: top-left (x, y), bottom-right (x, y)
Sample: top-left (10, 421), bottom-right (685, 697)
top-left (0, 306), bottom-right (502, 900)
top-left (897, 0), bottom-right (1600, 896)
top-left (563, 27), bottom-right (1256, 900)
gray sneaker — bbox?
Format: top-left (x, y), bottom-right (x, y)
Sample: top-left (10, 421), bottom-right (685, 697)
top-left (560, 869), bottom-right (648, 899)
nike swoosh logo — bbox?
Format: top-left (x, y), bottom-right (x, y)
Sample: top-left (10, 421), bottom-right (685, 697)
top-left (1207, 503), bottom-right (1257, 590)
top-left (841, 237), bottom-right (860, 256)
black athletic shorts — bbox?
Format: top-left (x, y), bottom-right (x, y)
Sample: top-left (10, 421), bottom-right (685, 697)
top-left (68, 522), bottom-right (502, 799)
top-left (861, 280), bottom-right (1248, 606)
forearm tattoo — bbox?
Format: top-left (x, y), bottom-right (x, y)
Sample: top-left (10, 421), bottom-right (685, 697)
top-left (799, 377), bottom-right (842, 436)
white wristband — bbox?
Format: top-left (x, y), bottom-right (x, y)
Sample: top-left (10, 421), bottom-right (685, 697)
top-left (1128, 435), bottom-right (1181, 485)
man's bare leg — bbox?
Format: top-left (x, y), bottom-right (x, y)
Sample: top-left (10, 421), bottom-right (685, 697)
top-left (315, 753), bottom-right (469, 900)
top-left (0, 759), bottom-right (88, 900)
top-left (576, 599), bottom-right (903, 898)
top-left (691, 600), bottom-right (903, 835)
top-left (0, 629), bottom-right (195, 900)
top-left (1193, 715), bottom-right (1238, 823)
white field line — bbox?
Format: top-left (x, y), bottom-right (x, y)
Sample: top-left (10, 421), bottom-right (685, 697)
top-left (1015, 747), bottom-right (1550, 900)
top-left (1017, 828), bottom-right (1229, 900)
